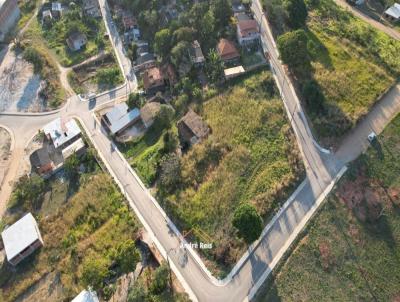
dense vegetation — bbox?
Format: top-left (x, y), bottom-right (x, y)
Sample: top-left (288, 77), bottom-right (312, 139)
top-left (256, 113), bottom-right (400, 301)
top-left (120, 71), bottom-right (304, 275)
top-left (265, 0), bottom-right (400, 144)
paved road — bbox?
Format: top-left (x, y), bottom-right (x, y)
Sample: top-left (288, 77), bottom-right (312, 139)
top-left (334, 0), bottom-right (400, 41)
top-left (0, 1), bottom-right (399, 301)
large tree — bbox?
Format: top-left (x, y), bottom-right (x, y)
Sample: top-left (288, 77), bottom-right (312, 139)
top-left (277, 29), bottom-right (309, 70)
top-left (211, 0), bottom-right (233, 30)
top-left (206, 49), bottom-right (224, 83)
top-left (283, 0), bottom-right (308, 29)
top-left (232, 203), bottom-right (263, 244)
top-left (154, 28), bottom-right (172, 58)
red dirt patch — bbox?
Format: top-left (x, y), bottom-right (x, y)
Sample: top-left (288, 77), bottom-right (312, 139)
top-left (318, 242), bottom-right (335, 271)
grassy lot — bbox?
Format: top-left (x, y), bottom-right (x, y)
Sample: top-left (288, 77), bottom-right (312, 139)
top-left (264, 0), bottom-right (400, 144)
top-left (0, 167), bottom-right (141, 302)
top-left (256, 113), bottom-right (400, 301)
top-left (68, 54), bottom-right (124, 95)
top-left (17, 0), bottom-right (41, 31)
top-left (122, 70), bottom-right (304, 275)
top-left (38, 6), bottom-right (109, 67)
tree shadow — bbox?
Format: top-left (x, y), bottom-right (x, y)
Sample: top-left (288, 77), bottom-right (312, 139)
top-left (306, 30), bottom-right (334, 70)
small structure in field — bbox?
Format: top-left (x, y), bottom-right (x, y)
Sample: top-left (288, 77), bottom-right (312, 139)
top-left (72, 288), bottom-right (99, 302)
top-left (224, 65), bottom-right (245, 80)
top-left (1, 213), bottom-right (43, 266)
top-left (51, 2), bottom-right (63, 18)
top-left (83, 0), bottom-right (101, 18)
top-left (189, 40), bottom-right (205, 67)
top-left (41, 9), bottom-right (53, 23)
top-left (102, 102), bottom-right (141, 136)
top-left (177, 110), bottom-right (210, 146)
top-left (66, 32), bottom-right (87, 51)
top-left (384, 3), bottom-right (400, 22)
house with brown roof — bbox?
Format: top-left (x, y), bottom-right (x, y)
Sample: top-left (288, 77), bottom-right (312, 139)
top-left (236, 19), bottom-right (260, 46)
top-left (143, 67), bottom-right (165, 95)
top-left (217, 38), bottom-right (240, 63)
top-left (143, 64), bottom-right (177, 95)
top-left (177, 110), bottom-right (210, 146)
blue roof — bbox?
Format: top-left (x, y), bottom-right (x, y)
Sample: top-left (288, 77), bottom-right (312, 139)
top-left (105, 103), bottom-right (140, 134)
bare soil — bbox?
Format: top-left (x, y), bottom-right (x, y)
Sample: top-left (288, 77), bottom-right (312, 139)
top-left (0, 128), bottom-right (11, 190)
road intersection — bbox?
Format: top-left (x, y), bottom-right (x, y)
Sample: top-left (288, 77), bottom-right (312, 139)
top-left (0, 1), bottom-right (399, 301)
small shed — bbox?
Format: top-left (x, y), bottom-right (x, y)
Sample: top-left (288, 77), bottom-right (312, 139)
top-left (224, 65), bottom-right (245, 79)
top-left (384, 3), bottom-right (400, 21)
top-left (1, 213), bottom-right (43, 266)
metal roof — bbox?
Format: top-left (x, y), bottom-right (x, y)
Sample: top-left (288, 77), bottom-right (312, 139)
top-left (71, 289), bottom-right (99, 302)
top-left (1, 213), bottom-right (42, 261)
top-left (105, 103), bottom-right (140, 134)
top-left (385, 3), bottom-right (400, 19)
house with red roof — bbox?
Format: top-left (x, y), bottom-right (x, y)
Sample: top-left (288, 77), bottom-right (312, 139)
top-left (236, 19), bottom-right (260, 46)
top-left (217, 38), bottom-right (240, 63)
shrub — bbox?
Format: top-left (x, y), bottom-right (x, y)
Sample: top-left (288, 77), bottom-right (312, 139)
top-left (81, 256), bottom-right (110, 290)
top-left (112, 240), bottom-right (140, 274)
top-left (23, 47), bottom-right (43, 73)
top-left (302, 79), bottom-right (325, 113)
top-left (159, 153), bottom-right (182, 193)
top-left (149, 264), bottom-right (170, 295)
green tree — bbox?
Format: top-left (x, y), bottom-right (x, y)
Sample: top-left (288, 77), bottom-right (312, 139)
top-left (171, 41), bottom-right (191, 70)
top-left (232, 203), bottom-right (263, 244)
top-left (64, 152), bottom-right (80, 179)
top-left (127, 42), bottom-right (138, 62)
top-left (211, 0), bottom-right (233, 30)
top-left (283, 0), bottom-right (308, 29)
top-left (154, 28), bottom-right (172, 58)
top-left (81, 256), bottom-right (110, 290)
top-left (149, 264), bottom-right (170, 295)
top-left (97, 67), bottom-right (122, 86)
top-left (154, 105), bottom-right (175, 129)
top-left (10, 174), bottom-right (45, 208)
top-left (162, 130), bottom-right (179, 153)
top-left (127, 92), bottom-right (143, 109)
top-left (173, 27), bottom-right (195, 43)
top-left (277, 29), bottom-right (309, 70)
top-left (127, 281), bottom-right (147, 302)
top-left (113, 240), bottom-right (140, 274)
top-left (206, 49), bottom-right (224, 83)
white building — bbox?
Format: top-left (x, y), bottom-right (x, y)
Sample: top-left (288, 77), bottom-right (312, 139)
top-left (384, 3), bottom-right (400, 22)
top-left (1, 213), bottom-right (44, 266)
top-left (236, 19), bottom-right (260, 46)
top-left (71, 289), bottom-right (99, 302)
top-left (43, 118), bottom-right (81, 149)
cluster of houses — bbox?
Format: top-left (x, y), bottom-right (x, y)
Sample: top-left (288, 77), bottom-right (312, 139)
top-left (29, 117), bottom-right (86, 177)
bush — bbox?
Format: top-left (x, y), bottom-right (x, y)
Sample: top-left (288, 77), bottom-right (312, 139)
top-left (149, 264), bottom-right (170, 295)
top-left (81, 256), bottom-right (110, 290)
top-left (154, 105), bottom-right (175, 129)
top-left (302, 79), bottom-right (325, 113)
top-left (23, 47), bottom-right (43, 73)
top-left (232, 203), bottom-right (263, 244)
top-left (9, 174), bottom-right (45, 209)
top-left (112, 240), bottom-right (140, 274)
top-left (97, 67), bottom-right (123, 86)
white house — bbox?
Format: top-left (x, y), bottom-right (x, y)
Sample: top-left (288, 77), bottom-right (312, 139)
top-left (384, 3), bottom-right (400, 22)
top-left (102, 103), bottom-right (141, 135)
top-left (236, 19), bottom-right (260, 46)
top-left (1, 213), bottom-right (44, 266)
top-left (43, 118), bottom-right (81, 149)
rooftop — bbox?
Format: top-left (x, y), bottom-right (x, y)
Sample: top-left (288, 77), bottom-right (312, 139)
top-left (385, 3), bottom-right (400, 19)
top-left (71, 289), bottom-right (99, 302)
top-left (43, 118), bottom-right (81, 149)
top-left (105, 103), bottom-right (140, 134)
top-left (178, 110), bottom-right (210, 141)
top-left (143, 67), bottom-right (164, 89)
top-left (1, 213), bottom-right (42, 261)
top-left (140, 102), bottom-right (161, 125)
top-left (217, 38), bottom-right (240, 60)
top-left (237, 19), bottom-right (259, 37)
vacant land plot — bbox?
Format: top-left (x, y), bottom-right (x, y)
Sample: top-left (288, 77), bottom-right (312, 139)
top-left (0, 172), bottom-right (140, 302)
top-left (256, 113), bottom-right (400, 301)
top-left (264, 0), bottom-right (400, 144)
top-left (121, 71), bottom-right (304, 275)
top-left (68, 54), bottom-right (124, 95)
